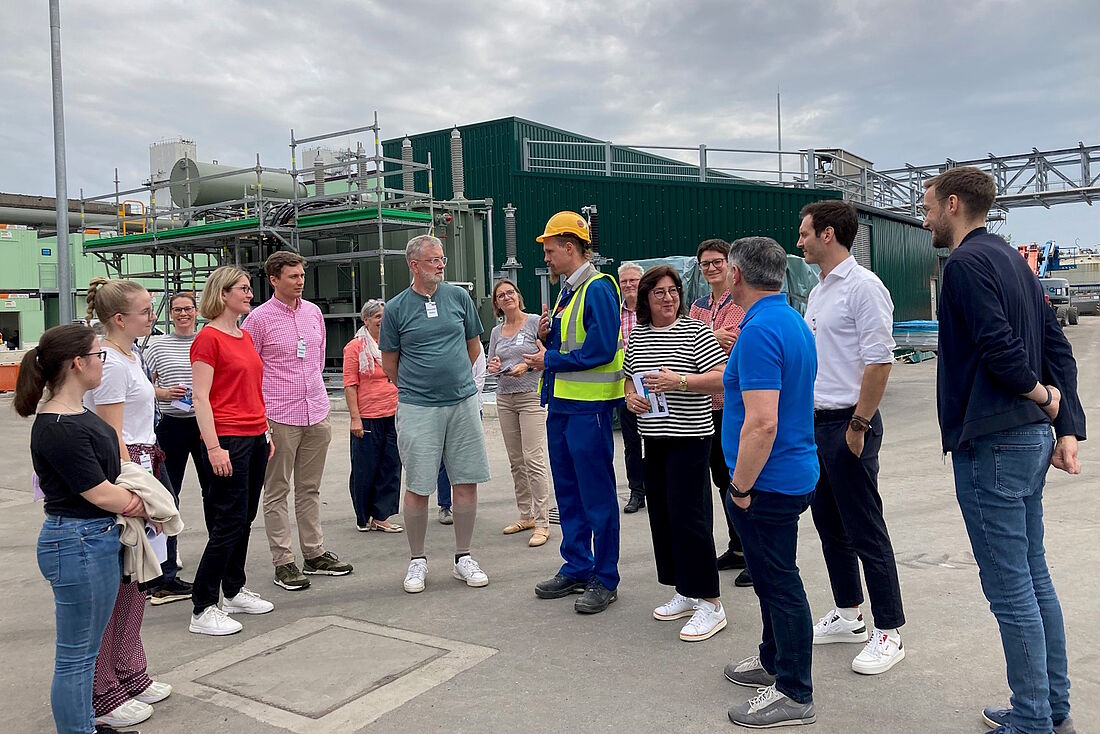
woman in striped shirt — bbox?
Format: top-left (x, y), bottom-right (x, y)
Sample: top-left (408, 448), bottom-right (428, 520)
top-left (623, 265), bottom-right (728, 643)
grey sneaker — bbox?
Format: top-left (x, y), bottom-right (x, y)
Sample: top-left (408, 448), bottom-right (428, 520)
top-left (438, 507), bottom-right (453, 525)
top-left (724, 655), bottom-right (777, 688)
top-left (982, 707), bottom-right (1075, 733)
top-left (273, 562), bottom-right (311, 590)
top-left (303, 551), bottom-right (353, 576)
top-left (728, 685), bottom-right (816, 728)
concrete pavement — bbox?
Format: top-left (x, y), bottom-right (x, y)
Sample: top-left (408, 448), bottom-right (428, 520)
top-left (1, 320), bottom-right (1097, 733)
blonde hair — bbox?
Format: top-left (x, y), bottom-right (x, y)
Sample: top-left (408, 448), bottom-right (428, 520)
top-left (200, 266), bottom-right (250, 320)
top-left (86, 277), bottom-right (147, 325)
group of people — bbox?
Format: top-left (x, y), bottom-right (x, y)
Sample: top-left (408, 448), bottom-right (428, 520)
top-left (21, 167), bottom-right (1085, 733)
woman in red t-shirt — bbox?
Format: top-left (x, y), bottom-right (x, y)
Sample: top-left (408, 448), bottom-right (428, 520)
top-left (343, 298), bottom-right (402, 532)
top-left (188, 266), bottom-right (275, 637)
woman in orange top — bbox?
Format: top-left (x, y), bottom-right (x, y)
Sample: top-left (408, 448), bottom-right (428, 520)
top-left (343, 299), bottom-right (402, 532)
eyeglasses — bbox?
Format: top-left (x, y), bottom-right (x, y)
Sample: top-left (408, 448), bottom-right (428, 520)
top-left (228, 285), bottom-right (254, 294)
top-left (170, 306), bottom-right (196, 314)
top-left (416, 256), bottom-right (448, 267)
top-left (650, 287), bottom-right (681, 300)
top-left (495, 289), bottom-right (517, 300)
top-left (123, 308), bottom-right (155, 318)
top-left (82, 350), bottom-right (107, 362)
top-left (699, 258), bottom-right (727, 270)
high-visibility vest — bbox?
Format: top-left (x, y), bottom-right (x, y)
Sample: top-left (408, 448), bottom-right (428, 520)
top-left (545, 265), bottom-right (625, 402)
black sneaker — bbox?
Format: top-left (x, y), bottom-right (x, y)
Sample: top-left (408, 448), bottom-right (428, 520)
top-left (574, 579), bottom-right (617, 614)
top-left (734, 568), bottom-right (753, 587)
top-left (982, 707), bottom-right (1076, 733)
top-left (534, 573), bottom-right (587, 599)
top-left (149, 578), bottom-right (193, 606)
top-left (716, 549), bottom-right (746, 570)
top-left (624, 493), bottom-right (645, 514)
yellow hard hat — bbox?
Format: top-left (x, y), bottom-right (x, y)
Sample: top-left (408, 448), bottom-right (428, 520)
top-left (536, 211), bottom-right (591, 244)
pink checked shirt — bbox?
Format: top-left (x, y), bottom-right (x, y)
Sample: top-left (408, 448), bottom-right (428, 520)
top-left (241, 297), bottom-right (329, 426)
top-left (620, 304), bottom-right (638, 346)
top-left (688, 289), bottom-right (745, 411)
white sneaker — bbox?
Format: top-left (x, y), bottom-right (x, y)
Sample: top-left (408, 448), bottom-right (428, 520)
top-left (812, 608), bottom-right (869, 645)
top-left (222, 587), bottom-right (274, 615)
top-left (404, 558), bottom-right (428, 593)
top-left (189, 605), bottom-right (243, 636)
top-left (133, 679), bottom-right (172, 704)
top-left (852, 628), bottom-right (905, 675)
top-left (679, 600), bottom-right (727, 642)
top-left (452, 555), bottom-right (489, 587)
top-left (653, 592), bottom-right (697, 621)
top-left (95, 698), bottom-right (153, 727)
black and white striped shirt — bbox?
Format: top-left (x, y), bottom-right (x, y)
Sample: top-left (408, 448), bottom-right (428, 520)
top-left (623, 317), bottom-right (727, 438)
top-left (143, 332), bottom-right (197, 418)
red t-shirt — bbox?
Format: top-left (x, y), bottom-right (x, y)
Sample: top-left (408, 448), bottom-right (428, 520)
top-left (190, 326), bottom-right (268, 436)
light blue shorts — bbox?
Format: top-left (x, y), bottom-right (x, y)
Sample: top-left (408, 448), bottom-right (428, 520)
top-left (396, 394), bottom-right (491, 495)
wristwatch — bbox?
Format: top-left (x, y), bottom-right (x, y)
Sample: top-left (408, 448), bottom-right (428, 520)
top-left (849, 415), bottom-right (871, 433)
top-left (728, 481), bottom-right (751, 499)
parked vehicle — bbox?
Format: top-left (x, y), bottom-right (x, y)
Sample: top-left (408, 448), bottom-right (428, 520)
top-left (1039, 277), bottom-right (1077, 326)
top-left (1070, 282), bottom-right (1100, 317)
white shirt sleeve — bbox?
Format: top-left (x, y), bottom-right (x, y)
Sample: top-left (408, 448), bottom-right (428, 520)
top-left (853, 276), bottom-right (897, 365)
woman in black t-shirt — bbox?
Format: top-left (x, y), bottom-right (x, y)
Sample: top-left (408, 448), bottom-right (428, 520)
top-left (15, 324), bottom-right (152, 734)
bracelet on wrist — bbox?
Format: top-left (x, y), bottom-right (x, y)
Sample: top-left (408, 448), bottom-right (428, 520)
top-left (1039, 386), bottom-right (1053, 408)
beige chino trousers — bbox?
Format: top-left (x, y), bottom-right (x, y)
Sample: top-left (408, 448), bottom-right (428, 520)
top-left (264, 417), bottom-right (332, 567)
top-left (495, 391), bottom-right (551, 527)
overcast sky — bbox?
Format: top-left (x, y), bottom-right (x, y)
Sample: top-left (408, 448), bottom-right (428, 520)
top-left (2, 0), bottom-right (1098, 245)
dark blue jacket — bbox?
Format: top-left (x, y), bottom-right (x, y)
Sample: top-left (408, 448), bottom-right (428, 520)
top-left (937, 228), bottom-right (1086, 452)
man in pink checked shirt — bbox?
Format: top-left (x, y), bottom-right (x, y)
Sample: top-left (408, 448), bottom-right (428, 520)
top-left (242, 251), bottom-right (353, 592)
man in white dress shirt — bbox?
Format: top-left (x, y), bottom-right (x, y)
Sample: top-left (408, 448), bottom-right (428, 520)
top-left (798, 201), bottom-right (907, 677)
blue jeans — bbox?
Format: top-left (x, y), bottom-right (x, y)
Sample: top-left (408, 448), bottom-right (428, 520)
top-left (436, 461), bottom-right (452, 509)
top-left (953, 424), bottom-right (1068, 734)
top-left (728, 489), bottom-right (815, 705)
top-left (37, 515), bottom-right (122, 734)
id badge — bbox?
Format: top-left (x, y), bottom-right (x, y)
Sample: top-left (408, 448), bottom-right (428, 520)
top-left (515, 333), bottom-right (524, 345)
top-left (296, 337), bottom-right (307, 359)
top-left (139, 451), bottom-right (154, 474)
top-left (425, 301), bottom-right (438, 318)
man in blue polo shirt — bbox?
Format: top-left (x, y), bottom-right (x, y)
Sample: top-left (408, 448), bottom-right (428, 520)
top-left (719, 236), bottom-right (819, 729)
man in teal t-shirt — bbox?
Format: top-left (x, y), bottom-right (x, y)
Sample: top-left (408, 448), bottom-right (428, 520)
top-left (380, 235), bottom-right (491, 595)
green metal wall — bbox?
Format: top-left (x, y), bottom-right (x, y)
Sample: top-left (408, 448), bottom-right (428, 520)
top-left (865, 211), bottom-right (937, 321)
top-left (384, 118), bottom-right (842, 308)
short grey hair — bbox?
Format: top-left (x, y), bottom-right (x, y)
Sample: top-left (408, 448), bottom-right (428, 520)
top-left (728, 237), bottom-right (786, 291)
top-left (360, 298), bottom-right (384, 321)
top-left (406, 234), bottom-right (443, 262)
top-left (618, 261), bottom-right (643, 278)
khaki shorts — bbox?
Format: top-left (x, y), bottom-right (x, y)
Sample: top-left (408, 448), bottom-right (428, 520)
top-left (396, 394), bottom-right (491, 495)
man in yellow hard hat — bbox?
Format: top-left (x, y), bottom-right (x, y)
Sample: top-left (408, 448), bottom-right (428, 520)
top-left (524, 211), bottom-right (625, 614)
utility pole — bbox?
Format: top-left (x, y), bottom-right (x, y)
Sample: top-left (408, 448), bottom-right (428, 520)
top-left (50, 0), bottom-right (73, 324)
top-left (777, 91), bottom-right (783, 184)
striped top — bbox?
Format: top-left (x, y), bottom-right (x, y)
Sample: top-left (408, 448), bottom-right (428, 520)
top-left (144, 332), bottom-right (198, 418)
top-left (623, 317), bottom-right (727, 438)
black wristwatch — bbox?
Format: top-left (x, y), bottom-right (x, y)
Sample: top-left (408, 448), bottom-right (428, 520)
top-left (728, 481), bottom-right (751, 499)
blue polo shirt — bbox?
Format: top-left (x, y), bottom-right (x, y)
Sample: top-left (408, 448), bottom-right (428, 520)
top-left (722, 293), bottom-right (818, 495)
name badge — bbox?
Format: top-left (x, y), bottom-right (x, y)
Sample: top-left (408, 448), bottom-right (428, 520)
top-left (425, 301), bottom-right (438, 318)
top-left (139, 452), bottom-right (154, 474)
top-left (297, 337), bottom-right (307, 359)
top-left (515, 333), bottom-right (524, 345)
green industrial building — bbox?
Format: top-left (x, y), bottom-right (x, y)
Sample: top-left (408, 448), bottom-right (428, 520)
top-left (0, 115), bottom-right (936, 350)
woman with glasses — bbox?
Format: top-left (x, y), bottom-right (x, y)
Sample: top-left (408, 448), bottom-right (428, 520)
top-left (623, 265), bottom-right (729, 643)
top-left (188, 267), bottom-right (275, 636)
top-left (144, 292), bottom-right (213, 604)
top-left (487, 278), bottom-right (551, 547)
top-left (343, 299), bottom-right (403, 533)
top-left (84, 277), bottom-right (176, 729)
top-left (689, 239), bottom-right (751, 587)
top-left (17, 324), bottom-right (155, 734)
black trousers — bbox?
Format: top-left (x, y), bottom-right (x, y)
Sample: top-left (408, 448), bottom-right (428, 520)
top-left (192, 434), bottom-right (268, 614)
top-left (618, 405), bottom-right (645, 494)
top-left (644, 435), bottom-right (720, 599)
top-left (810, 408), bottom-right (905, 630)
top-left (349, 415), bottom-right (401, 526)
top-left (710, 409), bottom-right (743, 555)
top-left (155, 414), bottom-right (212, 499)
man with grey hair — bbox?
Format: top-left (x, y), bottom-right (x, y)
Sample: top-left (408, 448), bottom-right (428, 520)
top-left (720, 237), bottom-right (820, 728)
top-left (380, 234), bottom-right (492, 594)
top-left (617, 261), bottom-right (646, 513)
